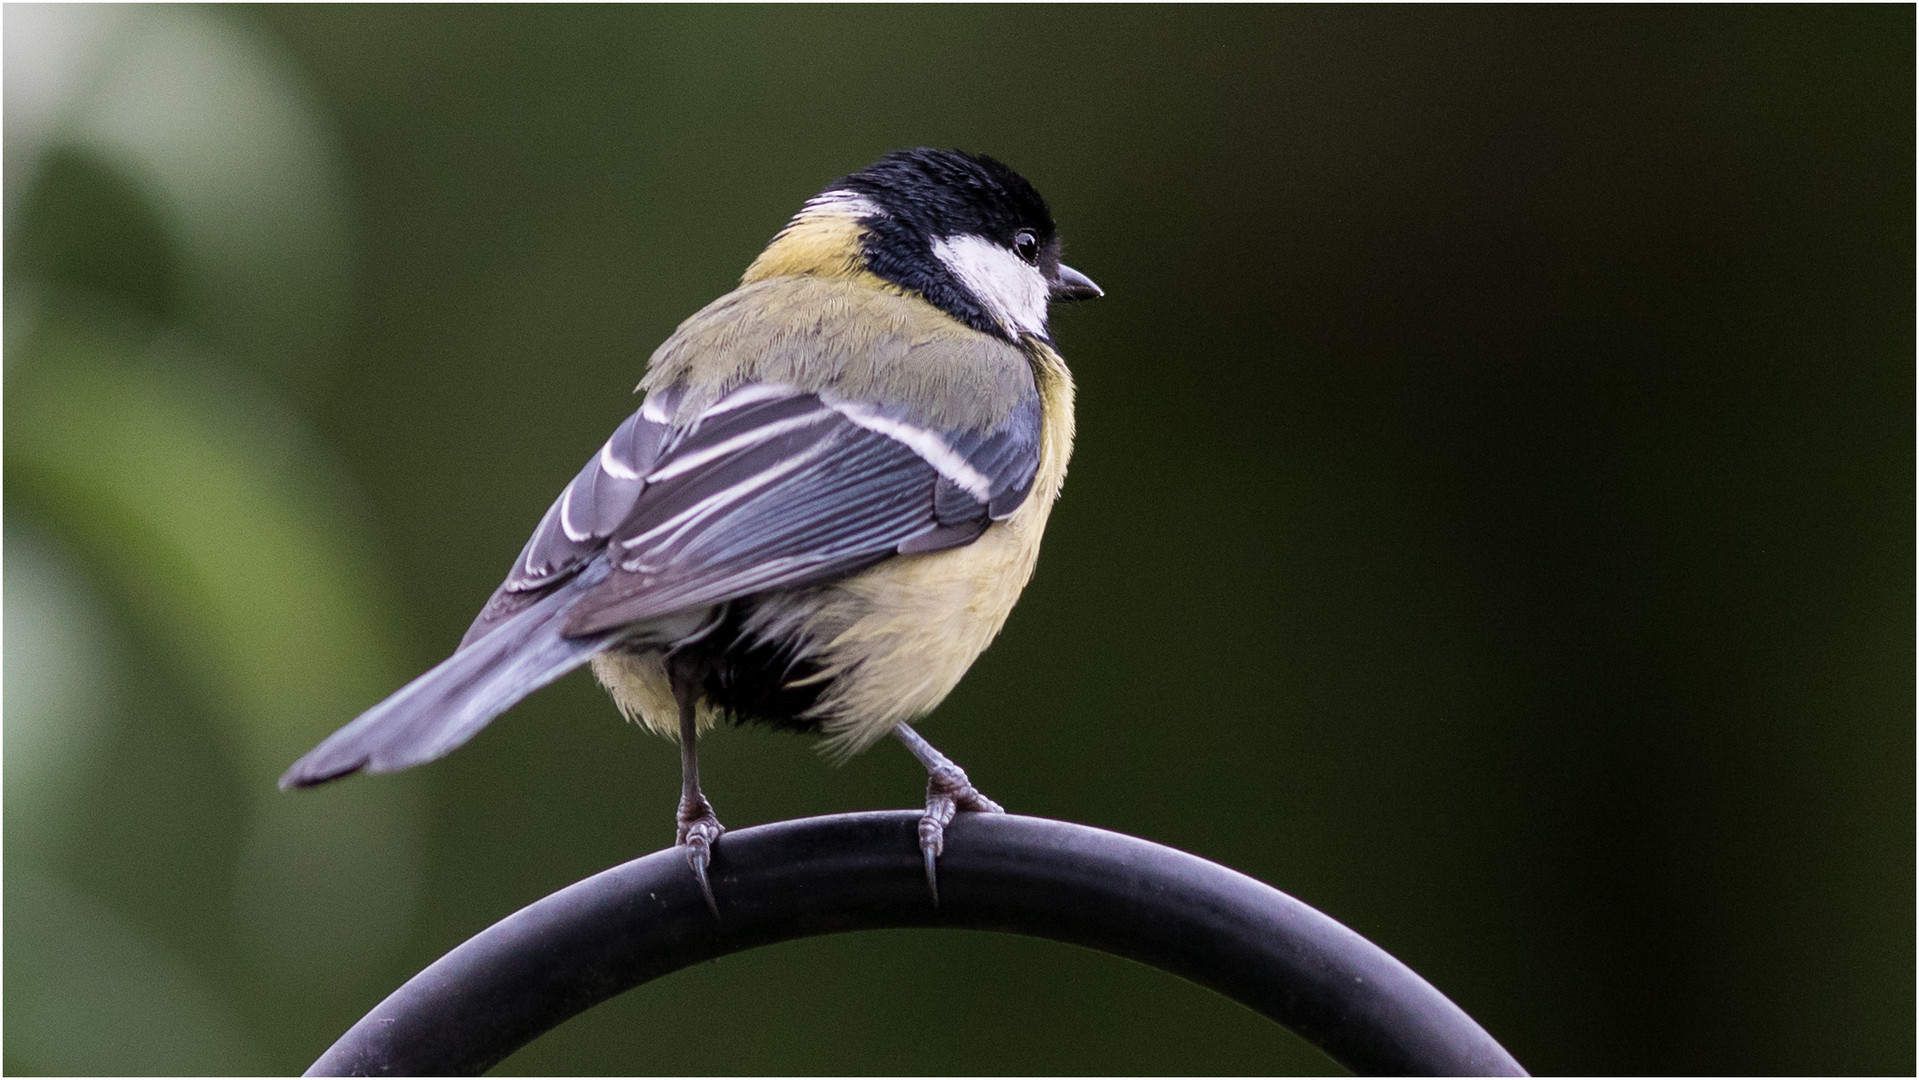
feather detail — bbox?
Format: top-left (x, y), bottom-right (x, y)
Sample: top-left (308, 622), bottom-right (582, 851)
top-left (559, 378), bottom-right (1040, 636)
top-left (641, 276), bottom-right (1034, 434)
top-left (281, 562), bottom-right (621, 788)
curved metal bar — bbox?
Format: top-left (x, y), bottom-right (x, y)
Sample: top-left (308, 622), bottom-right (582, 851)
top-left (305, 812), bottom-right (1526, 1076)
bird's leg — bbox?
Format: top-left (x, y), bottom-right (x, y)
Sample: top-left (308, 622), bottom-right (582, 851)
top-left (893, 723), bottom-right (1003, 904)
top-left (671, 671), bottom-right (724, 917)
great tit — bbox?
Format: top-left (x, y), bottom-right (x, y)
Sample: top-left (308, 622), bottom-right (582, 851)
top-left (281, 148), bottom-right (1100, 908)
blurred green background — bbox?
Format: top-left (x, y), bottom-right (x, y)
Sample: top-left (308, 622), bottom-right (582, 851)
top-left (4, 5), bottom-right (1910, 1075)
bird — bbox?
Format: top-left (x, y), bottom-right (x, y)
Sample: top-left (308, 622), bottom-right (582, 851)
top-left (280, 148), bottom-right (1100, 910)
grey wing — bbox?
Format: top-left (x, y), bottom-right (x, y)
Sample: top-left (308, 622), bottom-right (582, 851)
top-left (460, 386), bottom-right (684, 647)
top-left (287, 378), bottom-right (1042, 788)
top-left (555, 381), bottom-right (1043, 637)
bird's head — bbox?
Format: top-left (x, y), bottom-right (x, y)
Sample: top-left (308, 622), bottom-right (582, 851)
top-left (742, 148), bottom-right (1101, 343)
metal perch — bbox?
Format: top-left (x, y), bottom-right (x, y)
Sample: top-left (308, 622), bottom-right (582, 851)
top-left (304, 811), bottom-right (1527, 1076)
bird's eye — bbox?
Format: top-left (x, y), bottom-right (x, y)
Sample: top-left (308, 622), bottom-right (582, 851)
top-left (1013, 230), bottom-right (1040, 265)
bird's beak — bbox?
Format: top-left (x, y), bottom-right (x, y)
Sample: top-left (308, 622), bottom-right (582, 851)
top-left (1050, 263), bottom-right (1104, 302)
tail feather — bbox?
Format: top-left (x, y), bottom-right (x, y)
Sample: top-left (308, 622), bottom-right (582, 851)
top-left (279, 572), bottom-right (616, 789)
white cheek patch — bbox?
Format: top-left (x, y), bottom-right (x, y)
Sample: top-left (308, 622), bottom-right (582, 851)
top-left (930, 233), bottom-right (1050, 338)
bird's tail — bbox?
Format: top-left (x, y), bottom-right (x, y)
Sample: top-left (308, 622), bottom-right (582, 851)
top-left (279, 574), bottom-right (616, 789)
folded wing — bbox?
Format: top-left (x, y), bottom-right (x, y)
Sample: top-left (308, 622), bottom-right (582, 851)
top-left (287, 378), bottom-right (1039, 788)
top-left (559, 382), bottom-right (1039, 634)
top-left (463, 379), bottom-right (1040, 648)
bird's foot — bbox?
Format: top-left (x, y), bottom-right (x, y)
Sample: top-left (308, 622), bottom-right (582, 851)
top-left (918, 761), bottom-right (1004, 905)
top-left (676, 795), bottom-right (725, 917)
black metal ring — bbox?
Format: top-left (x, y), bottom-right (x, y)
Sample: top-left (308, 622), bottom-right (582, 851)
top-left (305, 812), bottom-right (1526, 1076)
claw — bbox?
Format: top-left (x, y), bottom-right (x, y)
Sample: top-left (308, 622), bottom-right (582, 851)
top-left (683, 839), bottom-right (719, 917)
top-left (916, 760), bottom-right (1002, 905)
top-left (668, 664), bottom-right (724, 919)
top-left (676, 796), bottom-right (725, 919)
top-left (893, 724), bottom-right (1004, 906)
top-left (918, 804), bottom-right (952, 904)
